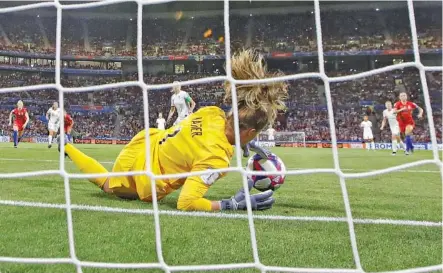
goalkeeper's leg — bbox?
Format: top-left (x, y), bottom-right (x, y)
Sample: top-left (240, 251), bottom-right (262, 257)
top-left (59, 135), bottom-right (109, 190)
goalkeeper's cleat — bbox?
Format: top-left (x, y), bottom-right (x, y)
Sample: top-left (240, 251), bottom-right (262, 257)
top-left (57, 135), bottom-right (69, 158)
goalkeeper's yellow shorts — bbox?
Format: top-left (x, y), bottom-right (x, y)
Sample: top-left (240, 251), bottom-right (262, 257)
top-left (108, 129), bottom-right (174, 202)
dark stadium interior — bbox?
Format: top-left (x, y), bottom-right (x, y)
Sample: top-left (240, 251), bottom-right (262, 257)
top-left (0, 1), bottom-right (441, 143)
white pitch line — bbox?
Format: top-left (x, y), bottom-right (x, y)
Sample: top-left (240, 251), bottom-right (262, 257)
top-left (0, 158), bottom-right (115, 165)
top-left (0, 158), bottom-right (440, 173)
top-left (0, 199), bottom-right (441, 228)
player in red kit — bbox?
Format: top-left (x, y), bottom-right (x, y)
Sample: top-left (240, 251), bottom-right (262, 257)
top-left (394, 92), bottom-right (423, 155)
top-left (8, 100), bottom-right (30, 148)
top-left (64, 110), bottom-right (74, 142)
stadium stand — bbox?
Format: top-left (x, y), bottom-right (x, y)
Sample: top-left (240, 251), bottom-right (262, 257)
top-left (0, 2), bottom-right (441, 144)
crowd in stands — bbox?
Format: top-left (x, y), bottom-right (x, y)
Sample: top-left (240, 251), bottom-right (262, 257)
top-left (0, 7), bottom-right (440, 59)
top-left (0, 69), bottom-right (441, 143)
top-left (285, 70), bottom-right (442, 142)
top-left (0, 4), bottom-right (440, 142)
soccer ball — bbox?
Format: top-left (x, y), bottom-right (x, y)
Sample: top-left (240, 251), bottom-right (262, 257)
top-left (246, 153), bottom-right (286, 192)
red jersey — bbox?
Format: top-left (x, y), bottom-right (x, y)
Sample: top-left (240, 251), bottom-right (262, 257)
top-left (12, 107), bottom-right (28, 124)
top-left (394, 101), bottom-right (417, 123)
top-left (64, 114), bottom-right (73, 129)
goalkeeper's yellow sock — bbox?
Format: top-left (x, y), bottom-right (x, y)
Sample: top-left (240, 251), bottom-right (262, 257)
top-left (65, 144), bottom-right (108, 188)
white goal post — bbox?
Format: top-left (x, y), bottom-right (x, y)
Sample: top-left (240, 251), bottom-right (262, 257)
top-left (0, 0), bottom-right (442, 273)
top-left (257, 131), bottom-right (306, 148)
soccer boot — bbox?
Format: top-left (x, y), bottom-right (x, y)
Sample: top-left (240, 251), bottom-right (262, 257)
top-left (57, 135), bottom-right (69, 158)
top-left (391, 152), bottom-right (397, 156)
top-left (48, 144), bottom-right (52, 149)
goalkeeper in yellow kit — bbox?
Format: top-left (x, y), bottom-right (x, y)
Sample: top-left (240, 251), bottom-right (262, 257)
top-left (61, 50), bottom-right (288, 211)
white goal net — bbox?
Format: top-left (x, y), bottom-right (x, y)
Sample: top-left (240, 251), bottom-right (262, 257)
top-left (257, 131), bottom-right (306, 148)
top-left (0, 0), bottom-right (442, 273)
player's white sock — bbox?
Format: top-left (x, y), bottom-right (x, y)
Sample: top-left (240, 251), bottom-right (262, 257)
top-left (392, 139), bottom-right (398, 153)
top-left (399, 141), bottom-right (405, 150)
top-left (48, 135), bottom-right (53, 145)
top-left (366, 142), bottom-right (370, 150)
top-left (371, 141), bottom-right (375, 150)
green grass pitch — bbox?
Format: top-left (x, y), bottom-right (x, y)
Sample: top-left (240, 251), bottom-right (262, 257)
top-left (0, 143), bottom-right (441, 273)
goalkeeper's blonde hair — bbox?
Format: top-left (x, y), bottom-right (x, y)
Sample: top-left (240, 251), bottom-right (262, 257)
top-left (224, 49), bottom-right (288, 131)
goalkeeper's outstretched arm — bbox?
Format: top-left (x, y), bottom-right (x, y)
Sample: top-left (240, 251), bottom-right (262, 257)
top-left (177, 175), bottom-right (274, 211)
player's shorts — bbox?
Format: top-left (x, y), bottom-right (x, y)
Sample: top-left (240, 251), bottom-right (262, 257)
top-left (108, 129), bottom-right (174, 202)
top-left (363, 132), bottom-right (373, 140)
top-left (13, 121), bottom-right (24, 131)
top-left (398, 120), bottom-right (415, 133)
top-left (48, 122), bottom-right (60, 132)
top-left (173, 115), bottom-right (189, 126)
top-left (64, 125), bottom-right (73, 133)
top-left (390, 125), bottom-right (400, 136)
top-left (268, 136), bottom-right (275, 141)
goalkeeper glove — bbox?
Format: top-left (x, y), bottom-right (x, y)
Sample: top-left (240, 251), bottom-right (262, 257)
top-left (242, 140), bottom-right (270, 159)
top-left (242, 143), bottom-right (250, 158)
top-left (249, 140), bottom-right (270, 159)
top-left (220, 180), bottom-right (275, 211)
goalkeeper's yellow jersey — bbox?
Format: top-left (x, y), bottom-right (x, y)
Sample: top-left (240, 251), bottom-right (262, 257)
top-left (124, 106), bottom-right (234, 210)
top-left (157, 106), bottom-right (234, 187)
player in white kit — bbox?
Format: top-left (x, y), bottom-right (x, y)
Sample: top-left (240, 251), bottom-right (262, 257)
top-left (360, 115), bottom-right (374, 150)
top-left (266, 125), bottom-right (276, 141)
top-left (46, 102), bottom-right (61, 148)
top-left (167, 81), bottom-right (196, 126)
top-left (380, 101), bottom-right (404, 155)
top-left (156, 113), bottom-right (166, 130)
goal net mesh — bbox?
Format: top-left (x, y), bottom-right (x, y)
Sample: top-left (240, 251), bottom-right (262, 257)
top-left (0, 0), bottom-right (442, 273)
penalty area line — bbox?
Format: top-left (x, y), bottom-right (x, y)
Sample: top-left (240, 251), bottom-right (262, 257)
top-left (0, 158), bottom-right (440, 173)
top-left (0, 199), bottom-right (441, 228)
